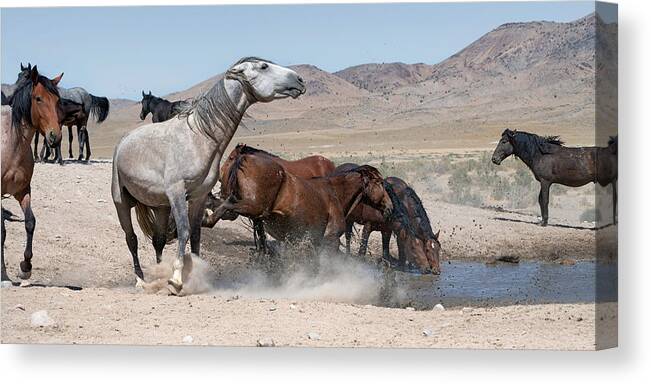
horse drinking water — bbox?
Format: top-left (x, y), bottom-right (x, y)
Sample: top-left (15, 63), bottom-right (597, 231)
top-left (111, 57), bottom-right (305, 294)
top-left (491, 129), bottom-right (618, 226)
top-left (1, 66), bottom-right (63, 283)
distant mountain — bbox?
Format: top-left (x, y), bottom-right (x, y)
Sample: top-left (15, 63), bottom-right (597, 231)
top-left (335, 62), bottom-right (435, 93)
top-left (90, 13), bottom-right (615, 157)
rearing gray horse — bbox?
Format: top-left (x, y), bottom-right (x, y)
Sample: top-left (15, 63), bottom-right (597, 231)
top-left (111, 57), bottom-right (305, 295)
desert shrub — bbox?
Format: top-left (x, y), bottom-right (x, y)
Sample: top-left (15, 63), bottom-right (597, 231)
top-left (447, 167), bottom-right (482, 206)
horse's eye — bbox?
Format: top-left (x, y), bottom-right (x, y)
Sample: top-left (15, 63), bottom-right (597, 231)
top-left (260, 63), bottom-right (269, 70)
top-left (35, 96), bottom-right (42, 103)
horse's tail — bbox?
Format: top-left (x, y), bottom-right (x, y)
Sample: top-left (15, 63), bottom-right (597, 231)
top-left (134, 202), bottom-right (176, 244)
top-left (89, 94), bottom-right (110, 123)
top-left (2, 207), bottom-right (23, 222)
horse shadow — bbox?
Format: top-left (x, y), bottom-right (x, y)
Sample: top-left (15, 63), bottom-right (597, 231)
top-left (6, 282), bottom-right (82, 290)
top-left (491, 216), bottom-right (613, 231)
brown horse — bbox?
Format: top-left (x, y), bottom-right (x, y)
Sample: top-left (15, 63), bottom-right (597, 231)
top-left (337, 164), bottom-right (441, 274)
top-left (203, 143), bottom-right (336, 254)
top-left (35, 98), bottom-right (85, 165)
top-left (1, 66), bottom-right (63, 283)
top-left (492, 129), bottom-right (618, 226)
top-left (205, 153), bottom-right (392, 257)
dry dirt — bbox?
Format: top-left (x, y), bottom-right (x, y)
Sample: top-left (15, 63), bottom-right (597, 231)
top-left (0, 160), bottom-right (616, 349)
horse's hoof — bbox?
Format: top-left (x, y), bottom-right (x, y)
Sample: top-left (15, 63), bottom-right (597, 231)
top-left (17, 269), bottom-right (31, 281)
top-left (135, 277), bottom-right (146, 290)
top-left (19, 279), bottom-right (32, 287)
top-left (166, 279), bottom-right (183, 296)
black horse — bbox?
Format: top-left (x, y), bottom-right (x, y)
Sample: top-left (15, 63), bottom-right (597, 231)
top-left (139, 91), bottom-right (189, 123)
top-left (492, 129), bottom-right (617, 226)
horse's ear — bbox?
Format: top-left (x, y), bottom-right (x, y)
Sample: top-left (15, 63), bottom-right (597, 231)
top-left (20, 63), bottom-right (26, 71)
top-left (142, 90), bottom-right (146, 97)
top-left (30, 66), bottom-right (39, 84)
top-left (148, 90), bottom-right (152, 96)
top-left (52, 73), bottom-right (64, 86)
top-left (434, 229), bottom-right (440, 240)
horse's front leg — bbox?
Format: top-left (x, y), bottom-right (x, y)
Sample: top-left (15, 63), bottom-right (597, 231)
top-left (15, 190), bottom-right (35, 283)
top-left (253, 218), bottom-right (267, 255)
top-left (77, 126), bottom-right (85, 162)
top-left (203, 196), bottom-right (236, 228)
top-left (167, 186), bottom-right (191, 295)
top-left (33, 132), bottom-right (40, 162)
top-left (538, 181), bottom-right (551, 226)
top-left (357, 223), bottom-right (372, 258)
top-left (344, 221), bottom-right (353, 255)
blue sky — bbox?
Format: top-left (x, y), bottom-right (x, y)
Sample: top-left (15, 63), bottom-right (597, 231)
top-left (1, 2), bottom-right (597, 100)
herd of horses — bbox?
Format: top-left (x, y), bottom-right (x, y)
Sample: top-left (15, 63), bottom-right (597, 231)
top-left (0, 57), bottom-right (617, 296)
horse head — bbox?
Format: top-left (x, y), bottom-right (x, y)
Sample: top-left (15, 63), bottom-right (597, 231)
top-left (225, 57), bottom-right (305, 102)
top-left (492, 129), bottom-right (516, 165)
top-left (139, 90), bottom-right (153, 120)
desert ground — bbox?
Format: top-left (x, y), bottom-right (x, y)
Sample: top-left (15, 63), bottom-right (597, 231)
top-left (1, 153), bottom-right (617, 349)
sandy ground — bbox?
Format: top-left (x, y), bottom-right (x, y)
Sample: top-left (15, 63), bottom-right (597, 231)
top-left (0, 286), bottom-right (616, 349)
top-left (0, 160), bottom-right (617, 349)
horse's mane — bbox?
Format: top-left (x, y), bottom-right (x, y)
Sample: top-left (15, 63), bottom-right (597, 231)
top-left (348, 165), bottom-right (383, 182)
top-left (403, 185), bottom-right (438, 242)
top-left (142, 93), bottom-right (166, 104)
top-left (506, 130), bottom-right (565, 161)
top-left (384, 182), bottom-right (416, 237)
top-left (236, 144), bottom-right (279, 158)
top-left (11, 74), bottom-right (60, 132)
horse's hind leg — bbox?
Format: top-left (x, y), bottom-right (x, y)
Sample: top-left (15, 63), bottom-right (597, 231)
top-left (77, 126), bottom-right (84, 162)
top-left (152, 206), bottom-right (171, 264)
top-left (67, 125), bottom-right (74, 158)
top-left (55, 142), bottom-right (63, 166)
top-left (83, 128), bottom-right (92, 162)
top-left (253, 218), bottom-right (267, 255)
top-left (167, 187), bottom-right (191, 295)
top-left (15, 191), bottom-right (35, 282)
top-left (1, 213), bottom-right (9, 282)
top-left (115, 199), bottom-right (143, 282)
top-left (382, 230), bottom-right (392, 261)
top-left (538, 181), bottom-right (551, 226)
top-left (612, 181), bottom-right (617, 225)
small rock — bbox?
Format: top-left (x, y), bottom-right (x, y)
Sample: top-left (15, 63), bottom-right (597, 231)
top-left (30, 310), bottom-right (55, 327)
top-left (96, 199), bottom-right (107, 203)
top-left (0, 281), bottom-right (13, 288)
top-left (307, 332), bottom-right (321, 340)
top-left (496, 255), bottom-right (520, 263)
top-left (65, 200), bottom-right (72, 204)
top-left (289, 304), bottom-right (297, 310)
top-left (433, 303), bottom-right (445, 311)
top-left (576, 317), bottom-right (583, 322)
top-left (13, 304), bottom-right (25, 311)
top-left (422, 329), bottom-right (433, 337)
top-left (558, 258), bottom-right (577, 266)
top-left (182, 335), bottom-right (194, 344)
top-left (256, 338), bottom-right (275, 347)
top-left (461, 307), bottom-right (473, 314)
top-left (405, 306), bottom-right (416, 311)
top-left (269, 307), bottom-right (277, 312)
top-left (226, 295), bottom-right (239, 302)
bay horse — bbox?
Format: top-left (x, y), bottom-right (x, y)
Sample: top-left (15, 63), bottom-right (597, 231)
top-left (1, 66), bottom-right (63, 283)
top-left (35, 98), bottom-right (85, 165)
top-left (112, 57), bottom-right (305, 294)
top-left (202, 143), bottom-right (336, 254)
top-left (205, 153), bottom-right (393, 260)
top-left (492, 129), bottom-right (618, 226)
top-left (26, 63), bottom-right (109, 163)
top-left (140, 91), bottom-right (190, 123)
top-left (337, 164), bottom-right (441, 274)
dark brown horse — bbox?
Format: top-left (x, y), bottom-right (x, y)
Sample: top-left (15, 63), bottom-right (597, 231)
top-left (337, 164), bottom-right (441, 274)
top-left (34, 98), bottom-right (85, 165)
top-left (203, 143), bottom-right (336, 254)
top-left (1, 66), bottom-right (63, 283)
top-left (492, 129), bottom-right (618, 226)
top-left (205, 153), bottom-right (392, 257)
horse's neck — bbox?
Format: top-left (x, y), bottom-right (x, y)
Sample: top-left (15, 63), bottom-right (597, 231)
top-left (514, 137), bottom-right (541, 170)
top-left (213, 79), bottom-right (250, 155)
top-left (328, 173), bottom-right (363, 211)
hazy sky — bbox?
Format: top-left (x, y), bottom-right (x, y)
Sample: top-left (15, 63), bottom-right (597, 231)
top-left (1, 2), bottom-right (597, 99)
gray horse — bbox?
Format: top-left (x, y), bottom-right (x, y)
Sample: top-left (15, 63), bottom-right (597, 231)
top-left (111, 57), bottom-right (305, 294)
